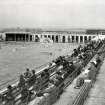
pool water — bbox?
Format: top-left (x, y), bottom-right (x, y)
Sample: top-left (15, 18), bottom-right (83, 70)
top-left (0, 42), bottom-right (78, 89)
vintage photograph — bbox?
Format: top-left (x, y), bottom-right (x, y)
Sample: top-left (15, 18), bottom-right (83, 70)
top-left (0, 0), bottom-right (105, 105)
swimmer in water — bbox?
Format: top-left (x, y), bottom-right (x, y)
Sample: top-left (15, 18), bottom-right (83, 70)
top-left (49, 52), bottom-right (52, 56)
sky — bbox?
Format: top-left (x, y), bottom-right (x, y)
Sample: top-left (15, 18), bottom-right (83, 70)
top-left (0, 0), bottom-right (105, 29)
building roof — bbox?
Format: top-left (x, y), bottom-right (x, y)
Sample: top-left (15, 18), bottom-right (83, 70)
top-left (1, 28), bottom-right (105, 35)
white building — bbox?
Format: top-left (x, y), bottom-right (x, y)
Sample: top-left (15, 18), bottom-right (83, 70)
top-left (1, 28), bottom-right (103, 43)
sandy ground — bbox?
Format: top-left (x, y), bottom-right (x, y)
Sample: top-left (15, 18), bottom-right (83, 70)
top-left (0, 42), bottom-right (78, 89)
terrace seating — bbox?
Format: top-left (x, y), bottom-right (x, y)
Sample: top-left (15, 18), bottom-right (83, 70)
top-left (0, 39), bottom-right (104, 105)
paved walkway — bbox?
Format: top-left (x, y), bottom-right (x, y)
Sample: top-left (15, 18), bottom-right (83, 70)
top-left (84, 59), bottom-right (105, 105)
top-left (53, 78), bottom-right (79, 105)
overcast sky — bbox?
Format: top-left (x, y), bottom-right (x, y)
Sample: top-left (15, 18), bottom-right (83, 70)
top-left (0, 0), bottom-right (105, 29)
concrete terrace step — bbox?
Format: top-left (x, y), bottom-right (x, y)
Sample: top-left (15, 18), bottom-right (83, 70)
top-left (84, 59), bottom-right (105, 105)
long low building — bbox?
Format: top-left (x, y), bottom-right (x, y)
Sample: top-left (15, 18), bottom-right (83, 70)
top-left (1, 28), bottom-right (105, 43)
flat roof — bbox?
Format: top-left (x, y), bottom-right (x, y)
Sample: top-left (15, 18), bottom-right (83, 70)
top-left (4, 32), bottom-right (31, 34)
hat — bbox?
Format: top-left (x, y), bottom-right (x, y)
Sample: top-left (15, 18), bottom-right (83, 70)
top-left (7, 85), bottom-right (12, 90)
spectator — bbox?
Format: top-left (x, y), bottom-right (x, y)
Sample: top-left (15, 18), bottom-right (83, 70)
top-left (41, 71), bottom-right (45, 78)
top-left (21, 85), bottom-right (32, 103)
top-left (5, 85), bottom-right (15, 105)
top-left (36, 90), bottom-right (44, 97)
top-left (24, 68), bottom-right (32, 79)
top-left (95, 54), bottom-right (102, 67)
top-left (0, 94), bottom-right (4, 103)
top-left (73, 49), bottom-right (78, 56)
top-left (88, 64), bottom-right (96, 81)
top-left (43, 80), bottom-right (56, 93)
top-left (29, 70), bottom-right (36, 86)
top-left (74, 77), bottom-right (84, 89)
top-left (53, 71), bottom-right (63, 86)
top-left (68, 62), bottom-right (75, 74)
top-left (62, 60), bottom-right (69, 68)
top-left (18, 74), bottom-right (25, 89)
top-left (44, 69), bottom-right (50, 79)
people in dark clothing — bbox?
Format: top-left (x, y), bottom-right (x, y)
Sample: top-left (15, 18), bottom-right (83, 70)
top-left (68, 62), bottom-right (75, 74)
top-left (44, 69), bottom-right (50, 79)
top-left (54, 56), bottom-right (64, 65)
top-left (0, 94), bottom-right (4, 103)
top-left (95, 54), bottom-right (101, 67)
top-left (62, 60), bottom-right (69, 68)
top-left (18, 74), bottom-right (25, 89)
top-left (54, 71), bottom-right (63, 86)
top-left (40, 69), bottom-right (49, 80)
top-left (73, 49), bottom-right (78, 57)
top-left (21, 85), bottom-right (32, 103)
top-left (29, 70), bottom-right (36, 86)
top-left (5, 85), bottom-right (15, 105)
top-left (24, 68), bottom-right (32, 79)
top-left (41, 71), bottom-right (45, 78)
